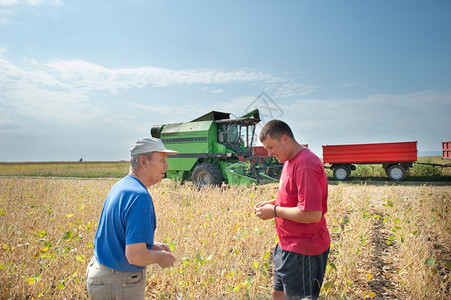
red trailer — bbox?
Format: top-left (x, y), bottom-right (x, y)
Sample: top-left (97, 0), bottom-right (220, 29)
top-left (443, 141), bottom-right (451, 160)
top-left (322, 141), bottom-right (418, 181)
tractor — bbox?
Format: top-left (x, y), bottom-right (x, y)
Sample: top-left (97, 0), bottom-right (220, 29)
top-left (150, 109), bottom-right (282, 187)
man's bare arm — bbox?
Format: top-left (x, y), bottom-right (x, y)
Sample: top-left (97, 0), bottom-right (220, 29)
top-left (255, 204), bottom-right (321, 223)
top-left (125, 243), bottom-right (175, 268)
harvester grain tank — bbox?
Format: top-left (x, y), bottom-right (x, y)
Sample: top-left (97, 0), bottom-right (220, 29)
top-left (151, 109), bottom-right (281, 186)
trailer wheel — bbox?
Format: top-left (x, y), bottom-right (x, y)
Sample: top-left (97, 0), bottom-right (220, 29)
top-left (386, 165), bottom-right (406, 181)
top-left (192, 163), bottom-right (223, 187)
top-left (333, 165), bottom-right (350, 181)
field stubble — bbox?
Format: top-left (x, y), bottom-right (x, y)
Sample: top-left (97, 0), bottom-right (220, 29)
top-left (0, 178), bottom-right (449, 299)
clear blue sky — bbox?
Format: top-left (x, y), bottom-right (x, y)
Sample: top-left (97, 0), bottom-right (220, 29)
top-left (1, 0), bottom-right (450, 161)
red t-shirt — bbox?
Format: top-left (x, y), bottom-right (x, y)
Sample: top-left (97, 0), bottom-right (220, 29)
top-left (275, 148), bottom-right (330, 256)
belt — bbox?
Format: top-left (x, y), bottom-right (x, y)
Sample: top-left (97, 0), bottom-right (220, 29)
top-left (89, 256), bottom-right (144, 275)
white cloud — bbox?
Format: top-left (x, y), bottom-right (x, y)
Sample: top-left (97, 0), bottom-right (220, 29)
top-left (0, 7), bottom-right (12, 23)
top-left (0, 0), bottom-right (19, 5)
top-left (1, 52), bottom-right (449, 160)
top-left (43, 59), bottom-right (274, 92)
top-left (0, 54), bottom-right (312, 126)
top-left (0, 56), bottom-right (97, 124)
top-left (0, 0), bottom-right (62, 23)
top-left (273, 81), bottom-right (318, 98)
top-left (133, 103), bottom-right (214, 118)
top-left (6, 53), bottom-right (448, 159)
top-left (0, 0), bottom-right (62, 7)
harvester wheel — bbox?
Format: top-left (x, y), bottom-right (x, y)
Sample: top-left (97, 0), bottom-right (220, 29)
top-left (192, 163), bottom-right (223, 187)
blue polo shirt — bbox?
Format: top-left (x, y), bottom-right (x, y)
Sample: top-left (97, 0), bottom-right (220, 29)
top-left (94, 175), bottom-right (156, 272)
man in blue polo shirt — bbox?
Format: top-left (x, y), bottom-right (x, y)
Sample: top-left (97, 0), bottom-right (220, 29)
top-left (86, 137), bottom-right (178, 299)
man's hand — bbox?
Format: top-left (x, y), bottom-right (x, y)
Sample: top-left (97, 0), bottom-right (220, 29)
top-left (156, 251), bottom-right (175, 268)
top-left (254, 200), bottom-right (275, 209)
top-left (254, 201), bottom-right (322, 223)
top-left (254, 201), bottom-right (276, 220)
top-left (152, 242), bottom-right (171, 252)
top-left (125, 242), bottom-right (175, 268)
top-left (152, 242), bottom-right (175, 268)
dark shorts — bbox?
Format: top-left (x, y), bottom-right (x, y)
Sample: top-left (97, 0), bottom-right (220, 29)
top-left (273, 243), bottom-right (329, 300)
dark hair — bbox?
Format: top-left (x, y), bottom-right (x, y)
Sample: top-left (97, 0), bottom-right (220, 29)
top-left (259, 120), bottom-right (294, 142)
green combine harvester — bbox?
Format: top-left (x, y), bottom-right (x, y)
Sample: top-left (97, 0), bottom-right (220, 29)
top-left (150, 109), bottom-right (282, 187)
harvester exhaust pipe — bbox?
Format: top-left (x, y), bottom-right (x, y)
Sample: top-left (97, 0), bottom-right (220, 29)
top-left (151, 125), bottom-right (164, 138)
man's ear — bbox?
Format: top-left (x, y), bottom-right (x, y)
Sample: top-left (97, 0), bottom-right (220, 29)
top-left (139, 155), bottom-right (148, 167)
top-left (280, 134), bottom-right (289, 144)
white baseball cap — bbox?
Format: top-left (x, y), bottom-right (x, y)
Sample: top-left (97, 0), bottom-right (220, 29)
top-left (130, 137), bottom-right (179, 156)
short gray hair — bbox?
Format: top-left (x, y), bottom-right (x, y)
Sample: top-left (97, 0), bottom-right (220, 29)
top-left (130, 152), bottom-right (154, 172)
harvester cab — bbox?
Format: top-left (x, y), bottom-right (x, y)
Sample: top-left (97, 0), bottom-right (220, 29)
top-left (150, 109), bottom-right (280, 187)
top-left (216, 110), bottom-right (261, 156)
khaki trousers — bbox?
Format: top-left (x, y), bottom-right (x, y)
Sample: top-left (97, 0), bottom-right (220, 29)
top-left (85, 256), bottom-right (146, 300)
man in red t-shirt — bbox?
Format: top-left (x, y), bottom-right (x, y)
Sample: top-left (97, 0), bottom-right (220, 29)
top-left (255, 120), bottom-right (330, 300)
